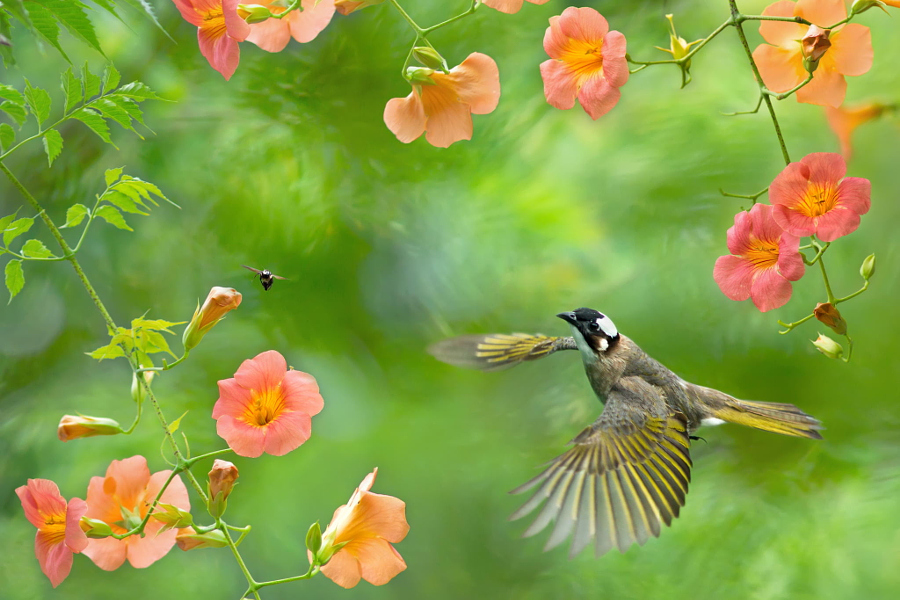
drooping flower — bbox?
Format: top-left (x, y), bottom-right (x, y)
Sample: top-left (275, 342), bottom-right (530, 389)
top-left (245, 0), bottom-right (335, 52)
top-left (752, 0), bottom-right (873, 107)
top-left (814, 302), bottom-right (847, 335)
top-left (171, 0), bottom-right (250, 80)
top-left (539, 7), bottom-right (628, 120)
top-left (482, 0), bottom-right (549, 15)
top-left (212, 350), bottom-right (324, 457)
top-left (714, 203), bottom-right (805, 312)
top-left (769, 152), bottom-right (871, 241)
top-left (383, 52), bottom-right (500, 148)
top-left (182, 286), bottom-right (242, 351)
top-left (825, 102), bottom-right (887, 160)
top-left (315, 469), bottom-right (409, 589)
top-left (82, 456), bottom-right (190, 570)
top-left (16, 479), bottom-right (88, 587)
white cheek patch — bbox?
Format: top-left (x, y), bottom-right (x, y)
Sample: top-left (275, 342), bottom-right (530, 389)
top-left (597, 337), bottom-right (609, 352)
top-left (595, 315), bottom-right (618, 338)
top-left (701, 417), bottom-right (726, 427)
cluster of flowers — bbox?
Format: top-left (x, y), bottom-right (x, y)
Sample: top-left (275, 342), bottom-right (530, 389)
top-left (19, 288), bottom-right (409, 590)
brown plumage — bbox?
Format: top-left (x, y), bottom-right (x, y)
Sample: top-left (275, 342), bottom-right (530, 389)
top-left (428, 308), bottom-right (822, 558)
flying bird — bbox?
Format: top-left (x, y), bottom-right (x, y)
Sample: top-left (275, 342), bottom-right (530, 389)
top-left (429, 308), bottom-right (822, 558)
top-left (242, 265), bottom-right (287, 291)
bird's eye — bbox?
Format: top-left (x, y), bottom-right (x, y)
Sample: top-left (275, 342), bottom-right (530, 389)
top-left (589, 322), bottom-right (600, 331)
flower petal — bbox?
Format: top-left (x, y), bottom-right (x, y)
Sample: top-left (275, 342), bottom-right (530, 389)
top-left (36, 531), bottom-right (74, 587)
top-left (345, 493), bottom-right (409, 543)
top-left (288, 0), bottom-right (336, 44)
top-left (540, 60), bottom-right (577, 110)
top-left (320, 546), bottom-right (363, 588)
top-left (481, 0), bottom-right (525, 14)
top-left (172, 0), bottom-right (204, 27)
top-left (797, 0), bottom-right (846, 27)
top-left (212, 377), bottom-right (253, 419)
top-left (769, 161), bottom-right (810, 209)
top-left (217, 414), bottom-right (267, 458)
top-left (197, 27), bottom-right (241, 81)
top-left (384, 92), bottom-right (426, 144)
top-left (543, 15), bottom-right (567, 59)
top-left (796, 67), bottom-right (846, 107)
top-left (836, 176), bottom-right (871, 215)
top-left (576, 75), bottom-right (621, 120)
top-left (233, 350), bottom-right (287, 393)
top-left (829, 24), bottom-right (873, 77)
top-left (246, 18), bottom-right (292, 53)
top-left (753, 44), bottom-right (805, 93)
top-left (446, 53), bottom-right (500, 115)
top-left (600, 31), bottom-right (629, 88)
top-left (65, 498), bottom-right (89, 553)
top-left (801, 152), bottom-right (846, 186)
top-left (558, 6), bottom-right (609, 43)
top-left (83, 536), bottom-right (128, 571)
top-left (262, 409), bottom-right (312, 456)
top-left (772, 203), bottom-right (816, 237)
top-left (282, 370), bottom-right (324, 416)
top-left (125, 519), bottom-right (178, 568)
top-left (354, 537), bottom-right (407, 586)
top-left (713, 255), bottom-right (753, 302)
top-left (813, 205), bottom-right (861, 242)
top-left (223, 0), bottom-right (250, 41)
top-left (104, 456), bottom-right (151, 510)
top-left (725, 210), bottom-right (752, 256)
top-left (749, 268), bottom-right (793, 312)
top-left (747, 202), bottom-right (784, 242)
top-left (16, 479), bottom-right (66, 529)
top-left (776, 233), bottom-right (805, 281)
top-left (758, 1), bottom-right (804, 46)
top-left (421, 87), bottom-right (473, 148)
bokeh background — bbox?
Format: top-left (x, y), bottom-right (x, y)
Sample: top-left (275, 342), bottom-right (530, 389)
top-left (2, 1), bottom-right (899, 598)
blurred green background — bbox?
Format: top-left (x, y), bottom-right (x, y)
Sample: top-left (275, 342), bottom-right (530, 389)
top-left (2, 1), bottom-right (899, 598)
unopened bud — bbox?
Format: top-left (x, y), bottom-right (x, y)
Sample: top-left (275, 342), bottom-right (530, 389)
top-left (334, 0), bottom-right (385, 16)
top-left (152, 502), bottom-right (194, 533)
top-left (57, 415), bottom-right (124, 442)
top-left (412, 46), bottom-right (445, 71)
top-left (814, 302), bottom-right (847, 335)
top-left (182, 286), bottom-right (242, 351)
top-left (860, 254), bottom-right (875, 280)
top-left (850, 0), bottom-right (889, 16)
top-left (207, 459), bottom-right (239, 518)
top-left (405, 67), bottom-right (437, 86)
top-left (801, 25), bottom-right (831, 73)
top-left (131, 370), bottom-right (155, 404)
top-left (175, 527), bottom-right (229, 551)
top-left (812, 334), bottom-right (843, 359)
top-left (80, 517), bottom-right (114, 539)
top-left (239, 4), bottom-right (273, 24)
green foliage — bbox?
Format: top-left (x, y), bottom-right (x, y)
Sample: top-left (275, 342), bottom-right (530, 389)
top-left (2, 215), bottom-right (32, 247)
top-left (4, 256), bottom-right (23, 301)
top-left (60, 203), bottom-right (88, 228)
top-left (0, 122), bottom-right (13, 150)
top-left (88, 316), bottom-right (185, 366)
top-left (20, 238), bottom-right (53, 258)
top-left (40, 128), bottom-right (61, 165)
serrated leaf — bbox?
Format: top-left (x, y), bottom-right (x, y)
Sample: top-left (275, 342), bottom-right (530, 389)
top-left (103, 190), bottom-right (147, 215)
top-left (0, 213), bottom-right (18, 234)
top-left (1, 100), bottom-right (27, 126)
top-left (61, 67), bottom-right (82, 113)
top-left (87, 342), bottom-right (125, 361)
top-left (0, 12), bottom-right (14, 68)
top-left (138, 329), bottom-right (175, 357)
top-left (102, 64), bottom-right (120, 93)
top-left (5, 259), bottom-right (24, 301)
top-left (82, 62), bottom-right (101, 99)
top-left (93, 205), bottom-right (131, 231)
top-left (132, 317), bottom-right (185, 333)
top-left (91, 97), bottom-right (140, 137)
top-left (106, 96), bottom-right (148, 129)
top-left (23, 79), bottom-right (51, 125)
top-left (72, 107), bottom-right (115, 146)
top-left (23, 0), bottom-right (69, 62)
top-left (120, 176), bottom-right (174, 207)
top-left (21, 238), bottom-right (54, 258)
top-left (41, 0), bottom-right (104, 55)
top-left (0, 122), bottom-right (14, 151)
top-left (62, 203), bottom-right (88, 228)
top-left (0, 83), bottom-right (25, 105)
top-left (42, 128), bottom-right (63, 166)
top-left (115, 81), bottom-right (164, 102)
top-left (169, 411), bottom-right (189, 434)
top-left (112, 182), bottom-right (152, 208)
top-left (3, 216), bottom-right (33, 247)
top-left (104, 167), bottom-right (122, 187)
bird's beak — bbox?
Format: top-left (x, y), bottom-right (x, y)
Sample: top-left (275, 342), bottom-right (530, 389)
top-left (556, 312), bottom-right (577, 325)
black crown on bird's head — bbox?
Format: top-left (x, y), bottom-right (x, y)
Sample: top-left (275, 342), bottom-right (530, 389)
top-left (557, 308), bottom-right (620, 353)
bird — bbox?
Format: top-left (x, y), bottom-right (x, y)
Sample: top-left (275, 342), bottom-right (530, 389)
top-left (428, 307), bottom-right (822, 558)
top-left (242, 265), bottom-right (287, 291)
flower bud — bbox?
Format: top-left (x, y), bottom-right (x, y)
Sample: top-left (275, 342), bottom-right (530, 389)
top-left (57, 415), bottom-right (124, 442)
top-left (812, 334), bottom-right (843, 359)
top-left (182, 286), bottom-right (242, 351)
top-left (801, 26), bottom-right (831, 73)
top-left (412, 46), bottom-right (445, 71)
top-left (406, 67), bottom-right (437, 86)
top-left (207, 459), bottom-right (239, 518)
top-left (306, 521), bottom-right (323, 557)
top-left (850, 0), bottom-right (888, 16)
top-left (131, 370), bottom-right (156, 404)
top-left (335, 0), bottom-right (385, 16)
top-left (813, 302), bottom-right (847, 335)
top-left (80, 517), bottom-right (114, 539)
top-left (238, 4), bottom-right (273, 24)
top-left (175, 527), bottom-right (229, 551)
top-left (860, 253), bottom-right (875, 280)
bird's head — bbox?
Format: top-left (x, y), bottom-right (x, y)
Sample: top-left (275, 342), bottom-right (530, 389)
top-left (557, 308), bottom-right (620, 354)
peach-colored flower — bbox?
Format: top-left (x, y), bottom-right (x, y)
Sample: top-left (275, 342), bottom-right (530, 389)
top-left (212, 350), bottom-right (324, 457)
top-left (714, 203), bottom-right (805, 312)
top-left (208, 459), bottom-right (239, 501)
top-left (482, 0), bottom-right (549, 15)
top-left (182, 286), bottom-right (242, 350)
top-left (57, 414), bottom-right (123, 441)
top-left (825, 102), bottom-right (886, 160)
top-left (383, 53), bottom-right (500, 148)
top-left (316, 469), bottom-right (409, 589)
top-left (334, 0), bottom-right (384, 15)
top-left (769, 152), bottom-right (871, 241)
top-left (245, 0), bottom-right (335, 52)
top-left (752, 0), bottom-right (872, 107)
top-left (82, 456), bottom-right (190, 570)
top-left (171, 0), bottom-right (250, 80)
top-left (16, 479), bottom-right (88, 587)
top-left (540, 7), bottom-right (629, 120)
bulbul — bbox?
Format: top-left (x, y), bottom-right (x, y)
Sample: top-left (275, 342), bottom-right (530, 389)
top-left (429, 307), bottom-right (822, 558)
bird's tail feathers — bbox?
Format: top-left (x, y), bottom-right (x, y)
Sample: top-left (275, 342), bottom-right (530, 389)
top-left (711, 398), bottom-right (823, 440)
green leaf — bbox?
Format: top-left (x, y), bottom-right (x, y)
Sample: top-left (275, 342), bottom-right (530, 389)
top-left (131, 317), bottom-right (185, 333)
top-left (1, 100), bottom-right (27, 126)
top-left (21, 238), bottom-right (54, 258)
top-left (82, 62), bottom-right (101, 100)
top-left (90, 97), bottom-right (140, 137)
top-left (0, 12), bottom-right (14, 69)
top-left (87, 341), bottom-right (125, 361)
top-left (115, 81), bottom-right (164, 102)
top-left (23, 79), bottom-right (51, 125)
top-left (0, 213), bottom-right (18, 235)
top-left (0, 122), bottom-right (14, 151)
top-left (42, 129), bottom-right (63, 166)
top-left (71, 107), bottom-right (115, 147)
top-left (102, 64), bottom-right (120, 93)
top-left (106, 95), bottom-right (148, 129)
top-left (120, 176), bottom-right (174, 207)
top-left (112, 182), bottom-right (151, 208)
top-left (61, 67), bottom-right (82, 113)
top-left (93, 205), bottom-right (131, 231)
top-left (41, 0), bottom-right (103, 55)
top-left (5, 258), bottom-right (24, 302)
top-left (0, 83), bottom-right (25, 105)
top-left (23, 0), bottom-right (69, 62)
top-left (61, 203), bottom-right (88, 228)
top-left (103, 190), bottom-right (147, 215)
top-left (141, 329), bottom-right (176, 357)
top-left (3, 216), bottom-right (33, 247)
top-left (169, 411), bottom-right (189, 434)
top-left (104, 167), bottom-right (122, 187)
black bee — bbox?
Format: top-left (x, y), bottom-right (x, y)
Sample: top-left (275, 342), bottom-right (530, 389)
top-left (242, 265), bottom-right (287, 291)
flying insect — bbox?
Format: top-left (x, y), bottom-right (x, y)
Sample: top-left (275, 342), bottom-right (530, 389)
top-left (242, 265), bottom-right (287, 291)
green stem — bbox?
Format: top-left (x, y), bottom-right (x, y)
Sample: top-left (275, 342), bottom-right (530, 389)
top-left (778, 313), bottom-right (816, 334)
top-left (388, 0), bottom-right (426, 36)
top-left (802, 239), bottom-right (830, 265)
top-left (0, 115), bottom-right (68, 162)
top-left (255, 564), bottom-right (319, 589)
top-left (740, 14), bottom-right (811, 26)
top-left (220, 525), bottom-right (262, 600)
top-left (834, 280), bottom-right (869, 304)
top-left (628, 18), bottom-right (732, 67)
top-left (765, 73), bottom-right (813, 101)
top-left (183, 447), bottom-right (234, 469)
top-left (271, 0), bottom-right (302, 19)
top-left (111, 469), bottom-right (178, 539)
top-left (817, 252), bottom-right (837, 303)
top-left (137, 350), bottom-right (190, 373)
top-left (422, 0), bottom-right (479, 35)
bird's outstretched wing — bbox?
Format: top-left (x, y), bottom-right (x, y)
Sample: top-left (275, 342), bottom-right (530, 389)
top-left (510, 379), bottom-right (692, 558)
top-left (428, 333), bottom-right (577, 372)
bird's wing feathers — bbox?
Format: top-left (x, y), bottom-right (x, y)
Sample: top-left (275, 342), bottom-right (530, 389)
top-left (510, 383), bottom-right (692, 558)
top-left (428, 334), bottom-right (577, 372)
